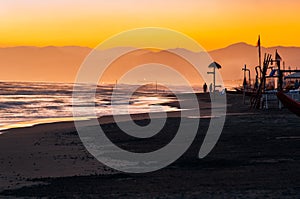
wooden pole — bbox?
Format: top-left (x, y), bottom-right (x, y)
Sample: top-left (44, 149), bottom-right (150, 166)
top-left (258, 35), bottom-right (262, 68)
top-left (213, 66), bottom-right (216, 92)
top-left (242, 65), bottom-right (247, 104)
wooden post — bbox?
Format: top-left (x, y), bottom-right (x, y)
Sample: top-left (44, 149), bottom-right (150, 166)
top-left (258, 35), bottom-right (262, 68)
top-left (276, 50), bottom-right (283, 91)
top-left (242, 64), bottom-right (251, 104)
top-left (242, 65), bottom-right (247, 104)
top-left (213, 66), bottom-right (216, 92)
top-left (250, 53), bottom-right (272, 109)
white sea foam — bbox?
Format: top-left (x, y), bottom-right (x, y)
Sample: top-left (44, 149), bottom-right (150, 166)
top-left (0, 82), bottom-right (182, 131)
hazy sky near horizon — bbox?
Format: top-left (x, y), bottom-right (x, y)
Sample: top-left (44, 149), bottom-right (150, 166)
top-left (1, 0), bottom-right (300, 50)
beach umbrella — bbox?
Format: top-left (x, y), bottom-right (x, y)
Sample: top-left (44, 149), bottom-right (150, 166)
top-left (207, 61), bottom-right (222, 93)
top-left (208, 61), bottom-right (222, 69)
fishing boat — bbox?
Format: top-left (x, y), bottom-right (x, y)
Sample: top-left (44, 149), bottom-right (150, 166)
top-left (277, 91), bottom-right (300, 117)
top-left (226, 87), bottom-right (256, 96)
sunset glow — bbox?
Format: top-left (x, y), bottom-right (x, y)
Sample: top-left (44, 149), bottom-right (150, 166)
top-left (1, 0), bottom-right (300, 50)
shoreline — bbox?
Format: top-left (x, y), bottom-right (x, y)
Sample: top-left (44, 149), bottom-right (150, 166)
top-left (0, 111), bottom-right (182, 135)
top-left (0, 92), bottom-right (215, 134)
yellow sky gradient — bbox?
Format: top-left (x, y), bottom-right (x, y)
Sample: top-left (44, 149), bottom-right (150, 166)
top-left (1, 0), bottom-right (300, 50)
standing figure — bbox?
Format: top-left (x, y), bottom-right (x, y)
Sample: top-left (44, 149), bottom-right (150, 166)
top-left (209, 83), bottom-right (213, 93)
top-left (203, 82), bottom-right (208, 93)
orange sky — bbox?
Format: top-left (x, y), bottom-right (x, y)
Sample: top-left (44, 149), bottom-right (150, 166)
top-left (1, 0), bottom-right (300, 50)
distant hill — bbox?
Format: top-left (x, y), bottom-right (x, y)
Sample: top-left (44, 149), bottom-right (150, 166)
top-left (0, 46), bottom-right (91, 82)
top-left (0, 43), bottom-right (300, 85)
top-left (209, 42), bottom-right (300, 81)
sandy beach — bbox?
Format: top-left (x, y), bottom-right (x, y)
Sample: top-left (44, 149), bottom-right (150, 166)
top-left (0, 93), bottom-right (299, 198)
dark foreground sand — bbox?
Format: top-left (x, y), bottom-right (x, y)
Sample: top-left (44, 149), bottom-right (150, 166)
top-left (0, 93), bottom-right (299, 198)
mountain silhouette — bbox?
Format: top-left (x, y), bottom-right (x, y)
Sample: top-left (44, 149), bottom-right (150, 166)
top-left (1, 43), bottom-right (299, 85)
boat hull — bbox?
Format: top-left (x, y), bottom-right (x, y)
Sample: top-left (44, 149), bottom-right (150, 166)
top-left (277, 91), bottom-right (300, 117)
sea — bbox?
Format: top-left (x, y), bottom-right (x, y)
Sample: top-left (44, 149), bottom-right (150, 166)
top-left (0, 81), bottom-right (184, 131)
top-left (0, 81), bottom-right (239, 132)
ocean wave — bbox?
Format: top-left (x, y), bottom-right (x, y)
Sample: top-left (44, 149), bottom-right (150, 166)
top-left (0, 81), bottom-right (178, 131)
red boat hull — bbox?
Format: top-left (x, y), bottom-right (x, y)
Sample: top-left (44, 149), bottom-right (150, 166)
top-left (277, 91), bottom-right (300, 117)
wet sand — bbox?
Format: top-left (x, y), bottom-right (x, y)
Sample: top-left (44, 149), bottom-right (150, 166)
top-left (0, 93), bottom-right (299, 198)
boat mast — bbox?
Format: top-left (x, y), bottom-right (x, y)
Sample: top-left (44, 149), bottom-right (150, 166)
top-left (258, 35), bottom-right (262, 68)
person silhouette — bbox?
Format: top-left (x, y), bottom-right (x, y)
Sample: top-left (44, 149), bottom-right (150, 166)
top-left (203, 83), bottom-right (208, 93)
top-left (209, 83), bottom-right (213, 93)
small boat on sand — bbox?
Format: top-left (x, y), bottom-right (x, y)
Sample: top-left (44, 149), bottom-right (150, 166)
top-left (226, 87), bottom-right (256, 96)
top-left (277, 91), bottom-right (300, 117)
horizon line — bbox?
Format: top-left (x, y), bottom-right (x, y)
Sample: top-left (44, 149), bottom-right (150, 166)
top-left (1, 42), bottom-right (300, 52)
